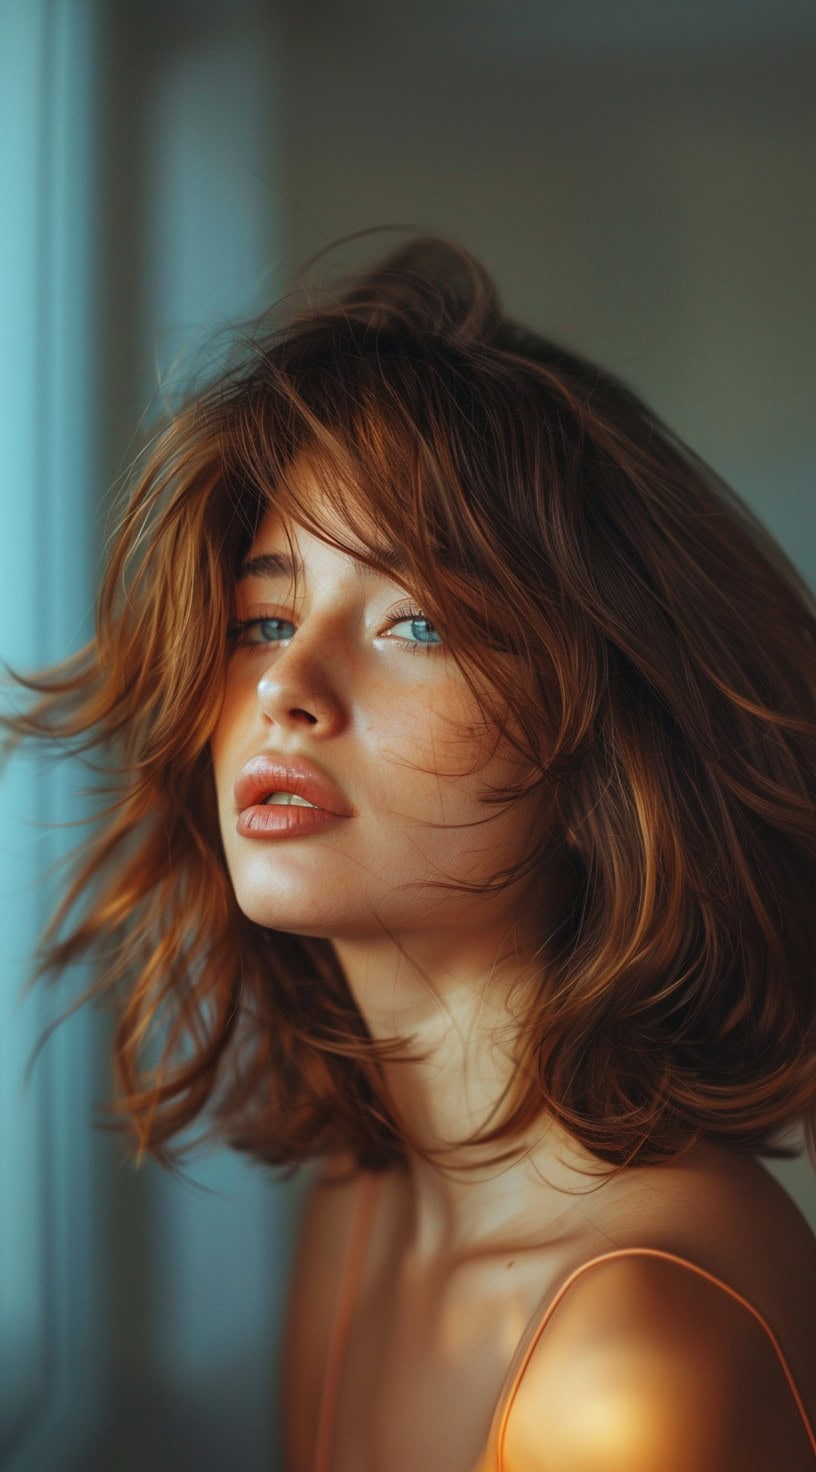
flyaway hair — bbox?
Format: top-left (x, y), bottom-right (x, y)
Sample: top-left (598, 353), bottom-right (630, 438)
top-left (3, 229), bottom-right (816, 1182)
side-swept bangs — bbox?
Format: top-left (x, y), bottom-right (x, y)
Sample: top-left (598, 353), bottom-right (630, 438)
top-left (222, 321), bottom-right (577, 781)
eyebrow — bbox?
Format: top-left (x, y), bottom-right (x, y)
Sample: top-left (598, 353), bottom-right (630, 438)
top-left (237, 546), bottom-right (411, 583)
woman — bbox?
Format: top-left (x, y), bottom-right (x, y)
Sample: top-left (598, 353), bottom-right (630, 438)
top-left (4, 233), bottom-right (816, 1471)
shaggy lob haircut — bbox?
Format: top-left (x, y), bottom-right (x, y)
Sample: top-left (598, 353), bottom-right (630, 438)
top-left (4, 233), bottom-right (816, 1182)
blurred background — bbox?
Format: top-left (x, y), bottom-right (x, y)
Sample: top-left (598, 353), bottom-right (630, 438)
top-left (1, 0), bottom-right (815, 1467)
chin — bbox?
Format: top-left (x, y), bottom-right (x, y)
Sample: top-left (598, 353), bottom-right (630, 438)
top-left (230, 880), bottom-right (357, 939)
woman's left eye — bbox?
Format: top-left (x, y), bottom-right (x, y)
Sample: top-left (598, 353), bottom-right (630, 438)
top-left (386, 607), bottom-right (444, 653)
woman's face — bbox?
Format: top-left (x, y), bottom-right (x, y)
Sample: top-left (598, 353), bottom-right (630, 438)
top-left (209, 467), bottom-right (548, 946)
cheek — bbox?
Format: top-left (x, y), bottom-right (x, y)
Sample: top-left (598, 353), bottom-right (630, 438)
top-left (374, 678), bottom-right (494, 778)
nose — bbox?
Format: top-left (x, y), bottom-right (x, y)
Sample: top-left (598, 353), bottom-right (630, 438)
top-left (255, 639), bottom-right (348, 734)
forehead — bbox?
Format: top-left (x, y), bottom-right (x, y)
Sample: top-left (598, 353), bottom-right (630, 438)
top-left (239, 477), bottom-right (409, 585)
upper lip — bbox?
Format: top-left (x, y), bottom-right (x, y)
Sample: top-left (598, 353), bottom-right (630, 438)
top-left (234, 753), bottom-right (353, 817)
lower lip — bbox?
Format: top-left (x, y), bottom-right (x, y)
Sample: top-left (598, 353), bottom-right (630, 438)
top-left (236, 804), bottom-right (350, 839)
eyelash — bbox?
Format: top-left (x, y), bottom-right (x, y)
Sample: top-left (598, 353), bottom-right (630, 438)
top-left (226, 602), bottom-right (444, 656)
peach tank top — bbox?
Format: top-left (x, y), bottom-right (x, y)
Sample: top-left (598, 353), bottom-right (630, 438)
top-left (311, 1170), bottom-right (816, 1471)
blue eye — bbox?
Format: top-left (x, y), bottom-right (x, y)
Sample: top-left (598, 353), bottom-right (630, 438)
top-left (227, 616), bottom-right (294, 646)
top-left (387, 611), bottom-right (444, 653)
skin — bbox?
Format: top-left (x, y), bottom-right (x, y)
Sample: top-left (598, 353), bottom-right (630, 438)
top-left (210, 463), bottom-right (614, 1275)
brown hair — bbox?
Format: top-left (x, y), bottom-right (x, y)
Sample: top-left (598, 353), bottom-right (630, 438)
top-left (4, 231), bottom-right (816, 1182)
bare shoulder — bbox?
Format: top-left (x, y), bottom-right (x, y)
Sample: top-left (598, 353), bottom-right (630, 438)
top-left (502, 1249), bottom-right (816, 1472)
top-left (280, 1151), bottom-right (370, 1472)
top-left (595, 1141), bottom-right (816, 1351)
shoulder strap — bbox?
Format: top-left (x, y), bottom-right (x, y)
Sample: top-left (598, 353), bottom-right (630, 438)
top-left (495, 1247), bottom-right (816, 1466)
top-left (312, 1170), bottom-right (381, 1472)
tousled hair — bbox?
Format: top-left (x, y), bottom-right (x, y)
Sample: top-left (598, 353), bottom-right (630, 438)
top-left (4, 230), bottom-right (816, 1184)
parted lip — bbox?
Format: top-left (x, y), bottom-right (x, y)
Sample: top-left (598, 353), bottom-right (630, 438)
top-left (234, 753), bottom-right (353, 817)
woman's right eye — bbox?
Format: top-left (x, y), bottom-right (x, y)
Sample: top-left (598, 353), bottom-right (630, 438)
top-left (227, 617), bottom-right (294, 647)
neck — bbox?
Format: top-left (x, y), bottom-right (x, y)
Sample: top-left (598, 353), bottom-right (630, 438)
top-left (330, 919), bottom-right (612, 1266)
